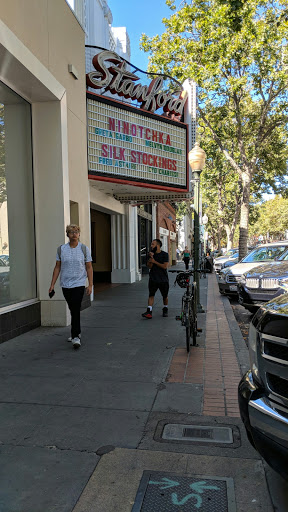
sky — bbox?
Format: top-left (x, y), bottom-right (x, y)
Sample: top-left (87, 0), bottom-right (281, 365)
top-left (67, 0), bottom-right (172, 70)
top-left (107, 0), bottom-right (171, 71)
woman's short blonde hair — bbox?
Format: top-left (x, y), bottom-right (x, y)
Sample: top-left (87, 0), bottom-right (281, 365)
top-left (66, 224), bottom-right (80, 236)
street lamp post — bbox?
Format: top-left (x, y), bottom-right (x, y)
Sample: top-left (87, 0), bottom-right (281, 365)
top-left (189, 142), bottom-right (206, 313)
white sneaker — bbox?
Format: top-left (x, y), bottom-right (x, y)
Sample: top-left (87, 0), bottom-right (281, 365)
top-left (67, 334), bottom-right (81, 342)
top-left (72, 337), bottom-right (81, 349)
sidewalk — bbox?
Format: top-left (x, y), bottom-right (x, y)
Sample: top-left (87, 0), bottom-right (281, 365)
top-left (0, 269), bottom-right (286, 511)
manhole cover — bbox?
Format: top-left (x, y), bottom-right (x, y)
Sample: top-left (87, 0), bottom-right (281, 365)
top-left (132, 471), bottom-right (236, 512)
top-left (162, 424), bottom-right (233, 444)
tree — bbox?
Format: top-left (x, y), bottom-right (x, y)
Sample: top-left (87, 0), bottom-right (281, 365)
top-left (141, 0), bottom-right (288, 259)
top-left (201, 137), bottom-right (242, 250)
top-left (249, 196), bottom-right (288, 240)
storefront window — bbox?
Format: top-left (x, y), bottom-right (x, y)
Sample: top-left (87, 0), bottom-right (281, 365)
top-left (0, 82), bottom-right (36, 308)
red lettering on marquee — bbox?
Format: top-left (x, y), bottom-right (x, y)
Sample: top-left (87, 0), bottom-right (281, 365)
top-left (108, 118), bottom-right (115, 131)
top-left (101, 147), bottom-right (177, 172)
top-left (101, 144), bottom-right (108, 157)
top-left (152, 130), bottom-right (158, 142)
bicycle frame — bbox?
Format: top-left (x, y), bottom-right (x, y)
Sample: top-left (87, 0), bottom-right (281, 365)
top-left (170, 270), bottom-right (198, 352)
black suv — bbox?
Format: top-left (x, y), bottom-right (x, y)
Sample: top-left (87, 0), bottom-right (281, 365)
top-left (238, 250), bottom-right (288, 312)
top-left (238, 294), bottom-right (288, 479)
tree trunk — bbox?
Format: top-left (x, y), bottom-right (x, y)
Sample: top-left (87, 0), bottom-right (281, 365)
top-left (239, 173), bottom-right (251, 260)
top-left (224, 225), bottom-right (234, 250)
top-left (217, 229), bottom-right (221, 251)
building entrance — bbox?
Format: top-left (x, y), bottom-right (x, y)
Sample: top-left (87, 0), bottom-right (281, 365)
top-left (90, 209), bottom-right (112, 283)
top-left (138, 206), bottom-right (152, 275)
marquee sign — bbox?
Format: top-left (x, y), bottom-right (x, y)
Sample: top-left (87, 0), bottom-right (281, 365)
top-left (86, 50), bottom-right (187, 119)
top-left (87, 93), bottom-right (188, 191)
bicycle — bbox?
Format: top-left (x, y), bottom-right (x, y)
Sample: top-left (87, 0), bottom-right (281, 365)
top-left (169, 269), bottom-right (198, 352)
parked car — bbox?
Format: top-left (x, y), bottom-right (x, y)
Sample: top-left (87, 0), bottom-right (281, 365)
top-left (0, 254), bottom-right (9, 265)
top-left (0, 259), bottom-right (9, 296)
top-left (218, 242), bottom-right (288, 296)
top-left (213, 248), bottom-right (238, 273)
top-left (238, 293), bottom-right (288, 479)
top-left (238, 250), bottom-right (288, 312)
top-left (222, 251), bottom-right (239, 269)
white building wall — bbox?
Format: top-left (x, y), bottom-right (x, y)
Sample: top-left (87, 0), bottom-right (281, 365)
top-left (84, 0), bottom-right (141, 284)
top-left (180, 79), bottom-right (197, 255)
top-left (111, 26), bottom-right (131, 61)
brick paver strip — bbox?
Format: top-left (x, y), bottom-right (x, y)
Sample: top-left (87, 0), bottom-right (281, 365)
top-left (165, 274), bottom-right (241, 417)
top-left (166, 346), bottom-right (204, 384)
top-left (203, 274), bottom-right (241, 417)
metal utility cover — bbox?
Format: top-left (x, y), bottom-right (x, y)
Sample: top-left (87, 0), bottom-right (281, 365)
top-left (162, 423), bottom-right (233, 444)
top-left (132, 471), bottom-right (236, 512)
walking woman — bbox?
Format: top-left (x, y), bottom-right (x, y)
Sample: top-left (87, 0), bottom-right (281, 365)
top-left (49, 224), bottom-right (93, 349)
top-left (182, 246), bottom-right (191, 270)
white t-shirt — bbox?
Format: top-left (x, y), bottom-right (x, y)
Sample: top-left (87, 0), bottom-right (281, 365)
top-left (56, 242), bottom-right (92, 288)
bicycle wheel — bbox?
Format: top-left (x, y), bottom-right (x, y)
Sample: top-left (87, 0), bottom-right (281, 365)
top-left (184, 311), bottom-right (190, 353)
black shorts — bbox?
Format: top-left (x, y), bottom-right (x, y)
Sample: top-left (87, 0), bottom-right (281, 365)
top-left (149, 279), bottom-right (169, 299)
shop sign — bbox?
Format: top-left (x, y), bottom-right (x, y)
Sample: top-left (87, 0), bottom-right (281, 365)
top-left (87, 94), bottom-right (188, 190)
top-left (159, 227), bottom-right (170, 236)
top-left (86, 50), bottom-right (187, 118)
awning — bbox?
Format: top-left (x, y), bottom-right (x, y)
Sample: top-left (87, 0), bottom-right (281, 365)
top-left (113, 192), bottom-right (193, 205)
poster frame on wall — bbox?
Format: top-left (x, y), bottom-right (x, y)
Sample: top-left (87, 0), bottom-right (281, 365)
top-left (87, 91), bottom-right (189, 193)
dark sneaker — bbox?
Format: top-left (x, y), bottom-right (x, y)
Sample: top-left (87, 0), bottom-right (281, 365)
top-left (142, 308), bottom-right (152, 319)
top-left (163, 307), bottom-right (168, 317)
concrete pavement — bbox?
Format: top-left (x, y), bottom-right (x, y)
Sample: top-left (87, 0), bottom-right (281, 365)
top-left (0, 266), bottom-right (287, 511)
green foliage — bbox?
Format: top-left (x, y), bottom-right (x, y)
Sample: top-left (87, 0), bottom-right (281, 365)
top-left (141, 0), bottom-right (288, 255)
top-left (250, 196), bottom-right (288, 238)
top-left (175, 200), bottom-right (191, 222)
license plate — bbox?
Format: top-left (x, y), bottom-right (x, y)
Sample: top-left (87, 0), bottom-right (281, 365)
top-left (229, 285), bottom-right (237, 291)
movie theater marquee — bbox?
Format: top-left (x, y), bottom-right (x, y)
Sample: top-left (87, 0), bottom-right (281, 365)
top-left (86, 50), bottom-right (188, 190)
top-left (87, 95), bottom-right (187, 190)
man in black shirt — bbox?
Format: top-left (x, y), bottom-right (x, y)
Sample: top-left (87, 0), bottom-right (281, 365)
top-left (142, 239), bottom-right (169, 319)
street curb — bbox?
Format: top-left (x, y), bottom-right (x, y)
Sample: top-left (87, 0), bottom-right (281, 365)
top-left (221, 295), bottom-right (250, 377)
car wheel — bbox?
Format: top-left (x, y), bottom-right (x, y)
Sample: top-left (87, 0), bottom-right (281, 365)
top-left (244, 306), bottom-right (257, 314)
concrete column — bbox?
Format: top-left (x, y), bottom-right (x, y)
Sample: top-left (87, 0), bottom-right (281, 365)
top-left (32, 96), bottom-right (70, 326)
top-left (152, 203), bottom-right (157, 239)
top-left (111, 205), bottom-right (139, 283)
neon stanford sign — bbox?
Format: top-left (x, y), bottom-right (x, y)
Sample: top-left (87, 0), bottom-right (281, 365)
top-left (86, 50), bottom-right (187, 118)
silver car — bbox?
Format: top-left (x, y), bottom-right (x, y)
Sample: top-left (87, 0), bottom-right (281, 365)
top-left (213, 248), bottom-right (238, 273)
top-left (218, 242), bottom-right (288, 295)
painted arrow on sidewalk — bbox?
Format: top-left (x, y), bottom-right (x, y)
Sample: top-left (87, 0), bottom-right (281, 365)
top-left (149, 477), bottom-right (180, 490)
top-left (190, 481), bottom-right (220, 494)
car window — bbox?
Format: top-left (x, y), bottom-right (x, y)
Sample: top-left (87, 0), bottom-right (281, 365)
top-left (242, 246), bottom-right (288, 263)
top-left (278, 250), bottom-right (288, 261)
top-left (225, 249), bottom-right (236, 257)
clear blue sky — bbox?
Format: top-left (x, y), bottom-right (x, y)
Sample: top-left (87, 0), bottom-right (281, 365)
top-left (108, 0), bottom-right (171, 71)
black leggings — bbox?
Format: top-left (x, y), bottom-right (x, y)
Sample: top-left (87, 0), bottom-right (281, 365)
top-left (62, 286), bottom-right (85, 339)
top-left (183, 257), bottom-right (190, 270)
